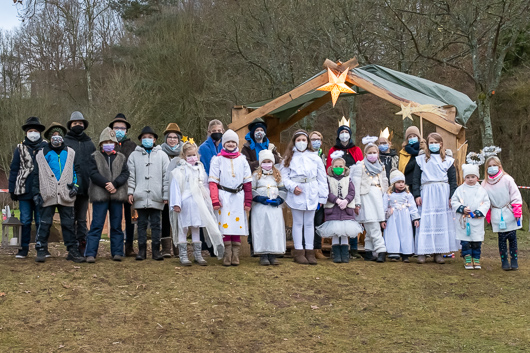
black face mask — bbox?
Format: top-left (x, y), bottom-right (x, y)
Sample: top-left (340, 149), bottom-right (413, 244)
top-left (70, 125), bottom-right (85, 134)
top-left (211, 132), bottom-right (222, 141)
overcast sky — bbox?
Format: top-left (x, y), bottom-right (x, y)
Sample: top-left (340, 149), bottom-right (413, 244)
top-left (0, 1), bottom-right (23, 31)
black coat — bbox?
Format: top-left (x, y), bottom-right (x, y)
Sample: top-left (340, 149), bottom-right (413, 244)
top-left (115, 138), bottom-right (137, 159)
top-left (64, 131), bottom-right (96, 195)
top-left (8, 138), bottom-right (48, 200)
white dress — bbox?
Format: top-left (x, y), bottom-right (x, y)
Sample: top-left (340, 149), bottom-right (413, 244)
top-left (451, 183), bottom-right (491, 242)
top-left (208, 154), bottom-right (252, 235)
top-left (351, 162), bottom-right (386, 223)
top-left (415, 154), bottom-right (459, 255)
top-left (383, 191), bottom-right (420, 255)
top-left (251, 170), bottom-right (287, 254)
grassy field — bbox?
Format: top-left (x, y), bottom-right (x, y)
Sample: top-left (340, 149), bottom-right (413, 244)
top-left (0, 230), bottom-right (529, 353)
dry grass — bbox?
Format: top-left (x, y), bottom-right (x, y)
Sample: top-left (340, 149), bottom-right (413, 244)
top-left (0, 230), bottom-right (529, 353)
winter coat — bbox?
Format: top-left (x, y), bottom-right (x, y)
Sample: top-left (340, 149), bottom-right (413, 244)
top-left (9, 138), bottom-right (47, 200)
top-left (127, 145), bottom-right (170, 210)
top-left (482, 174), bottom-right (523, 233)
top-left (324, 167), bottom-right (356, 221)
top-left (115, 138), bottom-right (137, 159)
top-left (198, 136), bottom-right (222, 175)
top-left (241, 136), bottom-right (281, 172)
top-left (326, 142), bottom-right (363, 169)
top-left (451, 183), bottom-right (490, 241)
top-left (88, 151), bottom-right (129, 203)
top-left (64, 131), bottom-right (96, 195)
top-left (379, 149), bottom-right (399, 180)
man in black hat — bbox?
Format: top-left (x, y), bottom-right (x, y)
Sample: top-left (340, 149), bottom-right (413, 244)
top-left (64, 111), bottom-right (96, 255)
top-left (8, 117), bottom-right (48, 259)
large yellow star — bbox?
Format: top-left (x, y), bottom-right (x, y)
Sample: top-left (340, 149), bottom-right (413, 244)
top-left (317, 68), bottom-right (356, 107)
top-left (395, 103), bottom-right (414, 121)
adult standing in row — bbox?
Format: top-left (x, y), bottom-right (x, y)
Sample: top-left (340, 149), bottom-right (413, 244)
top-left (64, 111), bottom-right (96, 255)
top-left (398, 126), bottom-right (422, 188)
top-left (110, 113), bottom-right (138, 257)
top-left (199, 119), bottom-right (224, 175)
top-left (8, 117), bottom-right (48, 259)
top-left (308, 131), bottom-right (327, 259)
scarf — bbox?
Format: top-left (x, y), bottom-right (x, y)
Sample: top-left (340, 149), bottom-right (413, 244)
top-left (220, 149), bottom-right (240, 159)
top-left (245, 132), bottom-right (269, 159)
top-left (486, 170), bottom-right (505, 185)
top-left (161, 142), bottom-right (182, 158)
top-left (364, 158), bottom-right (383, 177)
top-left (405, 142), bottom-right (420, 156)
top-left (14, 140), bottom-right (37, 195)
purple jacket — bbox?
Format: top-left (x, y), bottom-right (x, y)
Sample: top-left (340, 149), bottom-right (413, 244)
top-left (324, 172), bottom-right (356, 221)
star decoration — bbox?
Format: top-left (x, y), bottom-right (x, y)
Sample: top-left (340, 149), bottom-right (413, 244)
top-left (317, 68), bottom-right (356, 107)
top-left (395, 103), bottom-right (447, 121)
top-left (182, 136), bottom-right (195, 145)
top-left (395, 103), bottom-right (414, 121)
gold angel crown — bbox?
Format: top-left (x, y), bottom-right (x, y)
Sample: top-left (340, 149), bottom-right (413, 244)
top-left (338, 116), bottom-right (350, 127)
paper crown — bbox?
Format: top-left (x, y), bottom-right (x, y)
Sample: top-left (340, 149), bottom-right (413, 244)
top-left (338, 116), bottom-right (350, 127)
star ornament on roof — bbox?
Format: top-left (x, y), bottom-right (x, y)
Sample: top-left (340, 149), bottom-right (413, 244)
top-left (317, 68), bottom-right (356, 107)
top-left (396, 103), bottom-right (414, 121)
top-left (395, 103), bottom-right (447, 121)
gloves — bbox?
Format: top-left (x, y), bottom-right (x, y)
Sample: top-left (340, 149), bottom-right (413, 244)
top-left (33, 193), bottom-right (43, 208)
top-left (67, 183), bottom-right (78, 198)
top-left (336, 198), bottom-right (348, 210)
top-left (512, 204), bottom-right (522, 218)
top-left (267, 197), bottom-right (285, 207)
top-left (253, 196), bottom-right (269, 205)
top-left (10, 192), bottom-right (18, 201)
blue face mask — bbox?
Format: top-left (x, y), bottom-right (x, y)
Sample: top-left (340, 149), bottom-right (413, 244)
top-left (115, 130), bottom-right (126, 141)
top-left (142, 138), bottom-right (154, 149)
top-left (487, 166), bottom-right (499, 176)
top-left (378, 144), bottom-right (389, 152)
top-left (429, 143), bottom-right (440, 153)
top-left (311, 140), bottom-right (322, 150)
top-left (408, 137), bottom-right (418, 145)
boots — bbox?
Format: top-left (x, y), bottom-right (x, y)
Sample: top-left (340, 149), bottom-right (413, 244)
top-left (305, 250), bottom-right (317, 265)
top-left (402, 255), bottom-right (410, 263)
top-left (268, 254), bottom-right (279, 265)
top-left (314, 249), bottom-right (327, 259)
top-left (434, 254), bottom-right (445, 264)
top-left (67, 247), bottom-right (86, 263)
top-left (510, 249), bottom-right (518, 270)
top-left (125, 243), bottom-right (136, 257)
top-left (340, 245), bottom-right (350, 263)
top-left (231, 241), bottom-right (241, 266)
top-left (376, 252), bottom-right (386, 263)
top-left (293, 249), bottom-right (309, 264)
top-left (136, 243), bottom-right (147, 261)
top-left (178, 242), bottom-right (192, 266)
top-left (417, 255), bottom-right (426, 264)
top-left (364, 251), bottom-right (376, 261)
top-left (259, 254), bottom-right (270, 266)
top-left (152, 242), bottom-right (164, 261)
top-left (35, 248), bottom-right (47, 263)
top-left (223, 242), bottom-right (232, 266)
top-left (193, 242), bottom-right (208, 266)
top-left (161, 237), bottom-right (172, 258)
top-left (350, 249), bottom-right (362, 259)
top-left (331, 245), bottom-right (342, 263)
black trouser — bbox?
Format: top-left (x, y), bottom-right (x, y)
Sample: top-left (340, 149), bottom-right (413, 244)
top-left (35, 205), bottom-right (77, 251)
top-left (303, 206), bottom-right (324, 249)
top-left (123, 202), bottom-right (135, 245)
top-left (161, 204), bottom-right (171, 240)
top-left (137, 208), bottom-right (161, 245)
top-left (73, 195), bottom-right (89, 244)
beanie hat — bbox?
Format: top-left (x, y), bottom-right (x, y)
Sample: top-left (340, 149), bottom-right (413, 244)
top-left (222, 129), bottom-right (239, 147)
top-left (138, 126), bottom-right (158, 140)
top-left (109, 113), bottom-right (131, 130)
top-left (390, 170), bottom-right (405, 184)
top-left (337, 125), bottom-right (351, 137)
top-left (163, 123), bottom-right (183, 138)
top-left (258, 149), bottom-right (274, 165)
top-left (405, 126), bottom-right (421, 139)
top-left (462, 164), bottom-right (480, 178)
top-left (99, 127), bottom-right (118, 145)
top-left (44, 122), bottom-right (67, 140)
top-left (67, 111), bottom-right (89, 129)
top-left (22, 117), bottom-right (46, 132)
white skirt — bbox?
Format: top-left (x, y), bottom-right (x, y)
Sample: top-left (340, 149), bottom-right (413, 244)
top-left (251, 203), bottom-right (286, 254)
top-left (415, 183), bottom-right (459, 255)
top-left (384, 210), bottom-right (415, 255)
top-left (316, 219), bottom-right (363, 238)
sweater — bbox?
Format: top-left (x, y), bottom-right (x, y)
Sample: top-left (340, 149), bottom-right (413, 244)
top-left (8, 138), bottom-right (47, 200)
top-left (88, 151), bottom-right (129, 203)
top-left (64, 130), bottom-right (96, 195)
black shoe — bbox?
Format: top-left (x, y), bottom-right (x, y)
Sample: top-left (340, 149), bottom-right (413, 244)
top-left (259, 254), bottom-right (270, 266)
top-left (136, 244), bottom-right (147, 261)
top-left (268, 254), bottom-right (279, 265)
top-left (152, 243), bottom-right (164, 261)
top-left (35, 249), bottom-right (46, 263)
top-left (501, 258), bottom-right (511, 271)
top-left (364, 251), bottom-right (376, 261)
top-left (376, 252), bottom-right (386, 263)
top-left (16, 249), bottom-right (29, 259)
top-left (67, 248), bottom-right (86, 263)
top-left (332, 245), bottom-right (342, 263)
top-left (402, 255), bottom-right (410, 263)
top-left (44, 249), bottom-right (52, 258)
top-left (340, 245), bottom-right (350, 263)
top-left (511, 257), bottom-right (518, 270)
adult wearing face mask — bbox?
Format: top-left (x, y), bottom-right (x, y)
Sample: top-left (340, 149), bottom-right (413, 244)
top-left (64, 111), bottom-right (96, 255)
top-left (326, 125), bottom-right (363, 169)
top-left (398, 126), bottom-right (421, 188)
top-left (377, 135), bottom-right (399, 180)
top-left (8, 117), bottom-right (48, 259)
top-left (241, 118), bottom-right (281, 172)
top-left (308, 131), bottom-right (327, 259)
top-left (199, 119), bottom-right (224, 175)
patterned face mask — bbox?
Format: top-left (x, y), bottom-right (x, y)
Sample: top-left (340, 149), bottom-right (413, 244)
top-left (51, 136), bottom-right (63, 147)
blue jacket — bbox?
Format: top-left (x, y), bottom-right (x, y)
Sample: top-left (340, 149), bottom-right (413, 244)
top-left (32, 145), bottom-right (78, 196)
top-left (199, 136), bottom-right (222, 175)
top-left (8, 138), bottom-right (47, 200)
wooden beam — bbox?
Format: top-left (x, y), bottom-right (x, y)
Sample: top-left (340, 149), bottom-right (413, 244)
top-left (322, 57), bottom-right (359, 72)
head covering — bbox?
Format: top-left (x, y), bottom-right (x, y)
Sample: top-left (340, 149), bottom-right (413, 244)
top-left (248, 117), bottom-right (267, 140)
top-left (258, 149), bottom-right (274, 165)
top-left (67, 111), bottom-right (89, 129)
top-left (405, 126), bottom-right (421, 139)
top-left (99, 127), bottom-right (118, 145)
top-left (222, 129), bottom-right (239, 147)
top-left (462, 164), bottom-right (480, 178)
top-left (109, 113), bottom-right (131, 129)
top-left (137, 126), bottom-right (158, 140)
top-left (22, 117), bottom-right (45, 132)
top-left (337, 125), bottom-right (352, 136)
top-left (163, 123), bottom-right (183, 138)
top-left (329, 150), bottom-right (345, 165)
top-left (390, 170), bottom-right (405, 184)
top-left (44, 122), bottom-right (67, 140)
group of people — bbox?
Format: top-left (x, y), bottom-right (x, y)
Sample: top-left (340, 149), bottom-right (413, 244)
top-left (8, 115), bottom-right (523, 271)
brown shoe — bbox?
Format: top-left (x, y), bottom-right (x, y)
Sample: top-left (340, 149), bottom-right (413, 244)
top-left (305, 250), bottom-right (318, 265)
top-left (417, 255), bottom-right (426, 264)
top-left (161, 237), bottom-right (172, 258)
top-left (231, 241), bottom-right (241, 266)
top-left (223, 242), bottom-right (232, 266)
top-left (314, 249), bottom-right (327, 259)
top-left (434, 254), bottom-right (445, 264)
top-left (125, 243), bottom-right (136, 257)
top-left (293, 249), bottom-right (309, 264)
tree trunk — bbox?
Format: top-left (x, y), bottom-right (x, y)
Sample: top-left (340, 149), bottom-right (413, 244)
top-left (477, 92), bottom-right (494, 147)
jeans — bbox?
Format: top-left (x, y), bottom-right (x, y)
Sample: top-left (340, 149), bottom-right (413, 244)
top-left (35, 205), bottom-right (76, 251)
top-left (123, 202), bottom-right (135, 244)
top-left (461, 241), bottom-right (482, 259)
top-left (85, 201), bottom-right (125, 257)
top-left (19, 199), bottom-right (40, 250)
top-left (137, 208), bottom-right (161, 245)
top-left (73, 195), bottom-right (89, 243)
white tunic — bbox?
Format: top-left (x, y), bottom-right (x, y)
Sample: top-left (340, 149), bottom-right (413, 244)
top-left (208, 154), bottom-right (252, 235)
top-left (280, 149), bottom-right (328, 211)
top-left (170, 162), bottom-right (207, 228)
top-left (481, 174), bottom-right (523, 232)
top-left (451, 183), bottom-right (490, 241)
top-left (251, 170), bottom-right (287, 254)
top-left (351, 161), bottom-right (386, 223)
top-left (383, 191), bottom-right (420, 254)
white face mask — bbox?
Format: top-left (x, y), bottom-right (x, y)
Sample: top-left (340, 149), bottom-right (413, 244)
top-left (339, 133), bottom-right (350, 142)
top-left (295, 141), bottom-right (307, 152)
top-left (27, 132), bottom-right (41, 142)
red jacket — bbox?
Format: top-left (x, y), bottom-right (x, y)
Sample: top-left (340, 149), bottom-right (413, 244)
top-left (326, 145), bottom-right (363, 169)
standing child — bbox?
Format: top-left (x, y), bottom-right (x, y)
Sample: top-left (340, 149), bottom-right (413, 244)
top-left (281, 130), bottom-right (327, 265)
top-left (412, 132), bottom-right (458, 264)
top-left (383, 170), bottom-right (420, 263)
top-left (170, 142), bottom-right (224, 266)
top-left (316, 151), bottom-right (363, 263)
top-left (208, 130), bottom-right (252, 266)
top-left (251, 149), bottom-right (287, 266)
top-left (481, 154), bottom-right (523, 270)
top-left (351, 136), bottom-right (389, 263)
top-left (451, 163), bottom-right (490, 270)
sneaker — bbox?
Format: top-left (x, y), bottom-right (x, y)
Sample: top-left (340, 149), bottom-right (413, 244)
top-left (464, 255), bottom-right (473, 270)
top-left (472, 258), bottom-right (481, 270)
top-left (44, 249), bottom-right (52, 258)
top-left (86, 256), bottom-right (96, 263)
top-left (15, 249), bottom-right (28, 259)
top-left (67, 248), bottom-right (86, 263)
top-left (112, 255), bottom-right (123, 262)
top-left (35, 249), bottom-right (46, 263)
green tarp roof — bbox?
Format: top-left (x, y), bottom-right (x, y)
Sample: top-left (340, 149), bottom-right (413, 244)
top-left (244, 64), bottom-right (477, 126)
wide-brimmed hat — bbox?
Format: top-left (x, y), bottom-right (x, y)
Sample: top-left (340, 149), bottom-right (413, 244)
top-left (44, 122), bottom-right (67, 140)
top-left (138, 126), bottom-right (158, 140)
top-left (163, 123), bottom-right (183, 138)
top-left (67, 111), bottom-right (89, 129)
top-left (108, 113), bottom-right (131, 130)
top-left (22, 117), bottom-right (45, 132)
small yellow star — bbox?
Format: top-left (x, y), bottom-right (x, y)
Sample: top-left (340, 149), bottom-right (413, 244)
top-left (395, 103), bottom-right (414, 121)
top-left (317, 68), bottom-right (356, 107)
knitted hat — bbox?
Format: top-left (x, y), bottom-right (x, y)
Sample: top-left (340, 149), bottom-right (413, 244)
top-left (405, 126), bottom-right (421, 139)
top-left (109, 113), bottom-right (131, 129)
top-left (163, 123), bottom-right (183, 138)
top-left (222, 129), bottom-right (239, 147)
top-left (138, 126), bottom-right (158, 140)
top-left (99, 127), bottom-right (118, 145)
top-left (248, 117), bottom-right (267, 140)
top-left (44, 122), bottom-right (67, 140)
top-left (337, 125), bottom-right (352, 137)
top-left (258, 149), bottom-right (274, 165)
top-left (389, 170), bottom-right (405, 184)
top-left (22, 117), bottom-right (46, 132)
top-left (462, 164), bottom-right (480, 178)
top-left (67, 111), bottom-right (89, 129)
